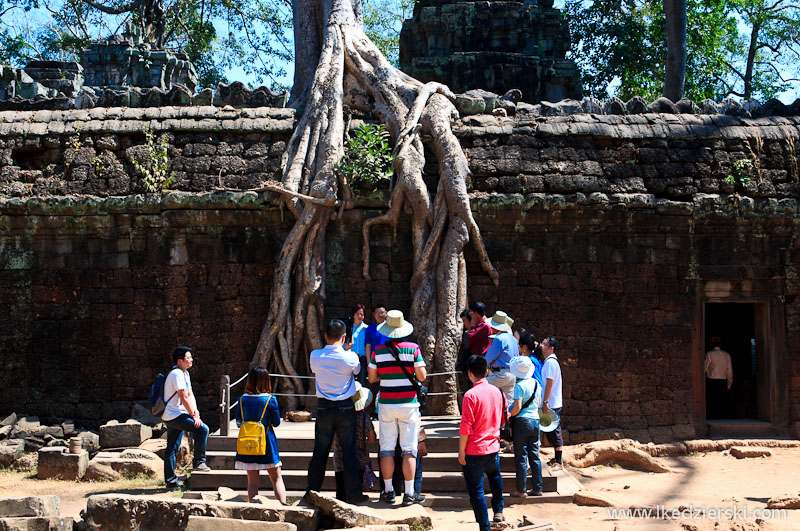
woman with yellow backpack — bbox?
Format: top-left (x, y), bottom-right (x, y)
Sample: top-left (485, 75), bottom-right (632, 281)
top-left (235, 366), bottom-right (286, 504)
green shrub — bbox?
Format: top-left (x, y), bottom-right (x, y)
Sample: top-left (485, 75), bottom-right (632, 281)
top-left (335, 123), bottom-right (394, 187)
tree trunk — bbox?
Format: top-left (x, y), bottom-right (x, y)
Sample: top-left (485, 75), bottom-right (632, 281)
top-left (663, 0), bottom-right (686, 101)
top-left (743, 20), bottom-right (761, 100)
top-left (254, 0), bottom-right (498, 414)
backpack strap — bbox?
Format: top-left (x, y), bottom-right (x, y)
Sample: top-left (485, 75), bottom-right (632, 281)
top-left (258, 394), bottom-right (271, 423)
top-left (164, 366), bottom-right (180, 404)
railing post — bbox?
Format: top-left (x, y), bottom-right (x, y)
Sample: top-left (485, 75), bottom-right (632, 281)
top-left (220, 374), bottom-right (230, 436)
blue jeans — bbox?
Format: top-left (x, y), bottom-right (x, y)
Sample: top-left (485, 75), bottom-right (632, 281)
top-left (307, 398), bottom-right (361, 501)
top-left (462, 453), bottom-right (504, 531)
top-left (414, 452), bottom-right (423, 494)
top-left (513, 416), bottom-right (542, 493)
top-left (164, 414), bottom-right (209, 486)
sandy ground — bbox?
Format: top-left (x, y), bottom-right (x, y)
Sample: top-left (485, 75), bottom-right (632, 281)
top-left (2, 445), bottom-right (799, 530)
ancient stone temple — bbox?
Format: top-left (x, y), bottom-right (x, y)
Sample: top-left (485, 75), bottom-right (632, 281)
top-left (80, 23), bottom-right (198, 93)
top-left (399, 0), bottom-right (583, 103)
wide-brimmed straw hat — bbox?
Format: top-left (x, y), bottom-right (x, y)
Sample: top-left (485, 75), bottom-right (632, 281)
top-left (377, 310), bottom-right (414, 339)
top-left (510, 356), bottom-right (534, 380)
top-left (352, 382), bottom-right (373, 411)
top-left (488, 311), bottom-right (513, 333)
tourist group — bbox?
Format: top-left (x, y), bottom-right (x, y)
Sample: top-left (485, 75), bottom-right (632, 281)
top-left (155, 301), bottom-right (564, 531)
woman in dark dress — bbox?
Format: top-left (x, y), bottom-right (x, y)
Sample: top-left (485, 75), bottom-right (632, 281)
top-left (235, 366), bottom-right (286, 503)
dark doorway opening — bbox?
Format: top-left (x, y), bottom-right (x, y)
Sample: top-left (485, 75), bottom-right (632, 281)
top-left (704, 303), bottom-right (759, 420)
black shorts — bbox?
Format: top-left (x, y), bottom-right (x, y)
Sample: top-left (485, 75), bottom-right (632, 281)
top-left (543, 407), bottom-right (563, 448)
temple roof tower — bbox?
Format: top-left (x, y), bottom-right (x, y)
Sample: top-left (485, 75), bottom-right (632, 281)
top-left (399, 0), bottom-right (582, 103)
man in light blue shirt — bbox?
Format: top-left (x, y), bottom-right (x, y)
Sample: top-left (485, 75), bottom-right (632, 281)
top-left (485, 311), bottom-right (518, 404)
top-left (306, 319), bottom-right (365, 504)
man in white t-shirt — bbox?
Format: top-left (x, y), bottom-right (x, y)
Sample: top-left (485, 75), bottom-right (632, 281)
top-left (163, 346), bottom-right (210, 490)
top-left (539, 337), bottom-right (564, 470)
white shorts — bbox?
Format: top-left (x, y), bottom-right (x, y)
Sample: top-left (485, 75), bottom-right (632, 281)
top-left (378, 406), bottom-right (420, 457)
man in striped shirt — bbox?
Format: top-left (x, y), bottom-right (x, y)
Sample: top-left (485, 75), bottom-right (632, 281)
top-left (368, 310), bottom-right (427, 506)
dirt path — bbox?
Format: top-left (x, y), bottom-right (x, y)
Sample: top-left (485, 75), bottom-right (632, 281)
top-left (2, 444), bottom-right (799, 529)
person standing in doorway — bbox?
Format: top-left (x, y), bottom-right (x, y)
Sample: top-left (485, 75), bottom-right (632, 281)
top-left (163, 346), bottom-right (210, 490)
top-left (540, 337), bottom-right (564, 471)
top-left (306, 319), bottom-right (366, 504)
top-left (705, 336), bottom-right (733, 419)
top-left (459, 354), bottom-right (505, 530)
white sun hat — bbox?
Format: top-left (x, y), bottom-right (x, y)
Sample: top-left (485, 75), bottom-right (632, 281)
top-left (488, 310), bottom-right (513, 333)
top-left (510, 355), bottom-right (534, 380)
top-left (377, 310), bottom-right (414, 340)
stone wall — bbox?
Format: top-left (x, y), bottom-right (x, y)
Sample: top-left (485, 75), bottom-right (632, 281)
top-left (1, 107), bottom-right (799, 440)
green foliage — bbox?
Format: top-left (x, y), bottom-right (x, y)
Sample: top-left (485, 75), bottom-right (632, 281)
top-left (0, 0), bottom-right (292, 90)
top-left (335, 123), bottom-right (395, 187)
top-left (362, 0), bottom-right (415, 67)
top-left (564, 0), bottom-right (798, 101)
top-left (130, 126), bottom-right (174, 193)
top-left (726, 158), bottom-right (755, 185)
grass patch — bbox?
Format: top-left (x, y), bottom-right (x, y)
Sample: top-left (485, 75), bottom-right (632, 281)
top-left (117, 474), bottom-right (163, 489)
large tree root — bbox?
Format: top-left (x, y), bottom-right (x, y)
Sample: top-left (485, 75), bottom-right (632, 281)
top-left (252, 0), bottom-right (498, 414)
top-left (566, 439), bottom-right (673, 473)
top-left (566, 437), bottom-right (800, 472)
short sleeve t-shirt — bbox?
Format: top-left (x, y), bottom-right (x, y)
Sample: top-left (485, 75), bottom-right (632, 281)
top-left (364, 323), bottom-right (387, 356)
top-left (541, 355), bottom-right (562, 409)
top-left (163, 368), bottom-right (191, 421)
top-left (369, 341), bottom-right (425, 407)
top-left (512, 378), bottom-right (541, 420)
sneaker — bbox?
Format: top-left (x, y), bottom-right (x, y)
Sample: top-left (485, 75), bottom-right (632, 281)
top-left (380, 491), bottom-right (396, 504)
top-left (493, 513), bottom-right (505, 523)
top-left (550, 463), bottom-right (563, 471)
top-left (193, 463), bottom-right (211, 472)
top-left (402, 493), bottom-right (425, 506)
top-left (165, 481), bottom-right (184, 491)
top-left (527, 490), bottom-right (543, 497)
top-left (546, 457), bottom-right (558, 466)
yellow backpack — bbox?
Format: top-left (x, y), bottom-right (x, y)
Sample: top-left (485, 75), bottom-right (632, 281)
top-left (236, 395), bottom-right (271, 456)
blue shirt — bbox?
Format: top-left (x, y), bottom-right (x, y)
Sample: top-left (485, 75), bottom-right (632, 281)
top-left (364, 323), bottom-right (388, 358)
top-left (352, 322), bottom-right (368, 357)
top-left (485, 331), bottom-right (519, 369)
top-left (235, 393), bottom-right (281, 465)
top-left (309, 344), bottom-right (360, 400)
top-left (531, 355), bottom-right (544, 387)
top-left (511, 378), bottom-right (541, 420)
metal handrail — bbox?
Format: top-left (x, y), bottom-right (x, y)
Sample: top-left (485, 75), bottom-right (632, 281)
top-left (218, 369), bottom-right (461, 435)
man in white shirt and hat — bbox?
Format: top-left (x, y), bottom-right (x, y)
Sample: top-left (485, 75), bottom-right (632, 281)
top-left (485, 310), bottom-right (519, 405)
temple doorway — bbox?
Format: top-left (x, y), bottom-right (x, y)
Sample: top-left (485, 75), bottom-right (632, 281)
top-left (703, 302), bottom-right (763, 420)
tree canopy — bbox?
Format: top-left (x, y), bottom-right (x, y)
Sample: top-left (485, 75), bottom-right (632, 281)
top-left (0, 0), bottom-right (293, 88)
top-left (564, 0), bottom-right (800, 102)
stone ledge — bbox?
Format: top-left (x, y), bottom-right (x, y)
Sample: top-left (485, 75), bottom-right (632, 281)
top-left (0, 192), bottom-right (797, 218)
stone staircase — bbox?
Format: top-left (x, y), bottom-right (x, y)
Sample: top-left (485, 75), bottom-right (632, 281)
top-left (187, 416), bottom-right (581, 507)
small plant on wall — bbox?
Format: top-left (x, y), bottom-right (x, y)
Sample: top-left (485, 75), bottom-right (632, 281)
top-left (335, 123), bottom-right (394, 188)
top-left (725, 158), bottom-right (755, 187)
top-left (130, 126), bottom-right (174, 193)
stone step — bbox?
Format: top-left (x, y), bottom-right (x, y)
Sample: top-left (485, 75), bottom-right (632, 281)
top-left (707, 419), bottom-right (777, 439)
top-left (206, 450), bottom-right (525, 472)
top-left (184, 490), bottom-right (574, 508)
top-left (187, 469), bottom-right (557, 493)
top-left (207, 436), bottom-right (461, 453)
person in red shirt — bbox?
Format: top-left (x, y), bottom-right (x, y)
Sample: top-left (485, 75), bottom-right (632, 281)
top-left (459, 354), bottom-right (505, 530)
top-left (467, 302), bottom-right (492, 356)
